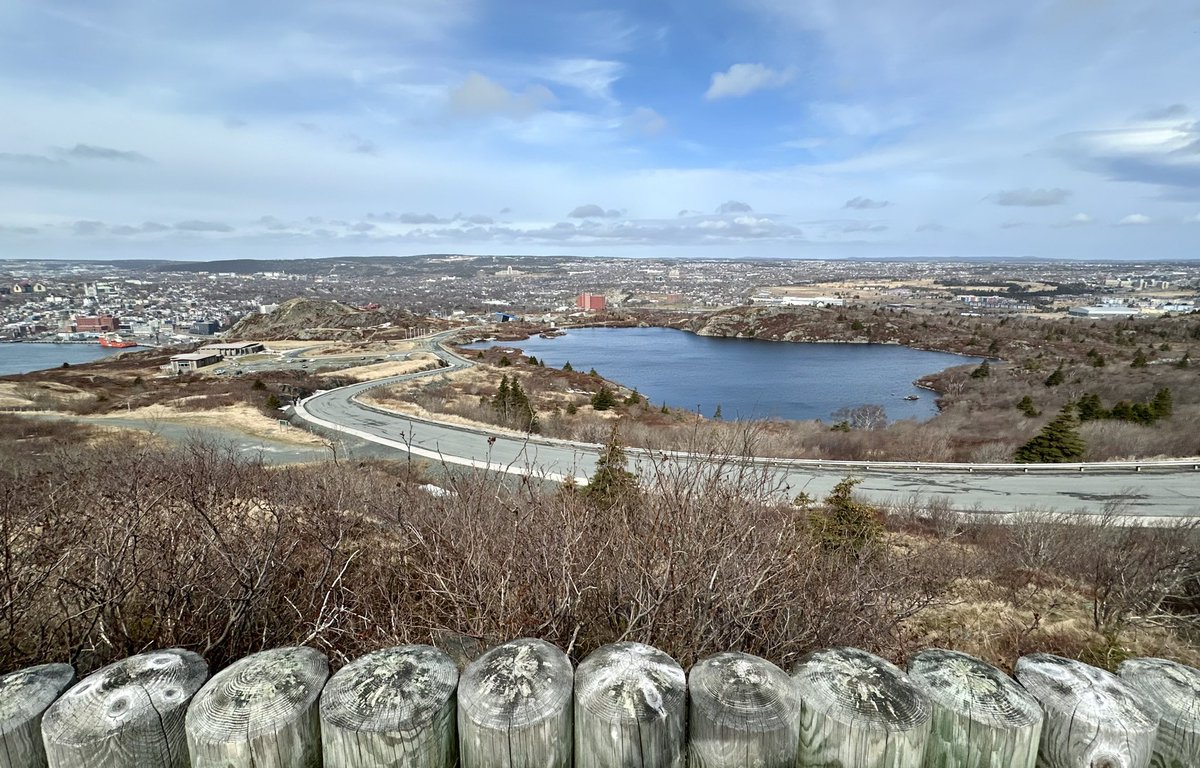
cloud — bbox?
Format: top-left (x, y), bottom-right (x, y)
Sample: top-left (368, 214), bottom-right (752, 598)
top-left (624, 107), bottom-right (668, 137)
top-left (716, 200), bottom-right (753, 214)
top-left (448, 73), bottom-right (554, 119)
top-left (71, 220), bottom-right (106, 236)
top-left (987, 188), bottom-right (1071, 206)
top-left (462, 214), bottom-right (494, 225)
top-left (915, 222), bottom-right (945, 232)
top-left (844, 196), bottom-right (889, 210)
top-left (1117, 213), bottom-right (1151, 226)
top-left (569, 204), bottom-right (620, 218)
top-left (1057, 123), bottom-right (1200, 192)
top-left (836, 221), bottom-right (888, 233)
top-left (61, 144), bottom-right (151, 163)
top-left (175, 220), bottom-right (234, 232)
top-left (0, 224), bottom-right (39, 235)
top-left (1139, 104), bottom-right (1189, 121)
top-left (0, 152), bottom-right (58, 166)
top-left (705, 63), bottom-right (794, 100)
top-left (140, 222), bottom-right (170, 232)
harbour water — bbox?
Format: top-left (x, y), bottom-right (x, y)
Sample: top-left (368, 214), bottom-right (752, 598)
top-left (0, 343), bottom-right (123, 376)
top-left (467, 327), bottom-right (982, 422)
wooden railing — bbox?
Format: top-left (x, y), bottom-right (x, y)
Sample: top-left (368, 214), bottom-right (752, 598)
top-left (2, 640), bottom-right (1196, 768)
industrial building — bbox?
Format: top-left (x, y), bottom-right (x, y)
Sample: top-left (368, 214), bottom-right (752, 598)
top-left (576, 293), bottom-right (606, 312)
top-left (168, 351), bottom-right (222, 373)
top-left (197, 341), bottom-right (266, 358)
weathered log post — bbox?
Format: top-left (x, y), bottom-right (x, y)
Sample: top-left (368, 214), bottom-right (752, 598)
top-left (320, 645), bottom-right (458, 768)
top-left (185, 646), bottom-right (329, 768)
top-left (792, 647), bottom-right (931, 768)
top-left (687, 651), bottom-right (798, 768)
top-left (1015, 653), bottom-right (1158, 768)
top-left (574, 641), bottom-right (686, 768)
top-left (457, 638), bottom-right (573, 768)
top-left (41, 649), bottom-right (208, 768)
top-left (1117, 657), bottom-right (1200, 768)
top-left (0, 663), bottom-right (74, 768)
top-left (908, 648), bottom-right (1042, 768)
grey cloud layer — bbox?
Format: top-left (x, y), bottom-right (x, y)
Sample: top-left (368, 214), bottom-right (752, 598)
top-left (987, 188), bottom-right (1071, 206)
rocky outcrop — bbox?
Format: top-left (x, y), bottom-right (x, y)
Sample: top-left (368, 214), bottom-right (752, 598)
top-left (228, 299), bottom-right (438, 341)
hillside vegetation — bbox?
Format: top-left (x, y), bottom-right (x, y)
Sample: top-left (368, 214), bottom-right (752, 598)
top-left (1, 417), bottom-right (1196, 678)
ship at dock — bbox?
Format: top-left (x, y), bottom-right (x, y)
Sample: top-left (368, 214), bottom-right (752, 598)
top-left (98, 333), bottom-right (139, 349)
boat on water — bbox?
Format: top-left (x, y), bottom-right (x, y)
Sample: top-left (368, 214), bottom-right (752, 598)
top-left (903, 394), bottom-right (919, 401)
top-left (99, 333), bottom-right (139, 349)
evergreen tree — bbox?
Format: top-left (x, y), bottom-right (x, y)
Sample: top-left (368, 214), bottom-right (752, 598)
top-left (1014, 407), bottom-right (1086, 463)
top-left (624, 389), bottom-right (642, 406)
top-left (660, 402), bottom-right (669, 414)
top-left (562, 360), bottom-right (573, 371)
top-left (1016, 395), bottom-right (1040, 417)
top-left (585, 423), bottom-right (637, 508)
top-left (970, 360), bottom-right (991, 379)
top-left (1131, 349), bottom-right (1148, 368)
top-left (1075, 393), bottom-right (1107, 422)
top-left (591, 386), bottom-right (617, 411)
top-left (527, 355), bottom-right (539, 366)
top-left (498, 355), bottom-right (512, 367)
top-left (1044, 365), bottom-right (1065, 387)
top-left (713, 404), bottom-right (723, 419)
top-left (1175, 352), bottom-right (1190, 369)
top-left (1150, 388), bottom-right (1173, 420)
top-left (808, 478), bottom-right (883, 552)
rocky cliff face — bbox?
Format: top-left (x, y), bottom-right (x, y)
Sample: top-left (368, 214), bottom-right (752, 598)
top-left (682, 306), bottom-right (900, 344)
top-left (228, 298), bottom-right (437, 341)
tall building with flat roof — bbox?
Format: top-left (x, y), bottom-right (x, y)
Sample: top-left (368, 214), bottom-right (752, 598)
top-left (576, 293), bottom-right (606, 312)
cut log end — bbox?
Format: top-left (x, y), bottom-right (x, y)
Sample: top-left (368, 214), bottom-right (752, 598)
top-left (42, 649), bottom-right (208, 746)
top-left (0, 663), bottom-right (75, 734)
top-left (908, 649), bottom-right (1042, 728)
top-left (1016, 654), bottom-right (1156, 732)
top-left (575, 641), bottom-right (686, 724)
top-left (689, 652), bottom-right (798, 731)
top-left (792, 647), bottom-right (931, 732)
top-left (1016, 653), bottom-right (1158, 768)
top-left (458, 638), bottom-right (573, 730)
top-left (320, 645), bottom-right (458, 732)
top-left (185, 646), bottom-right (329, 743)
top-left (1117, 656), bottom-right (1200, 722)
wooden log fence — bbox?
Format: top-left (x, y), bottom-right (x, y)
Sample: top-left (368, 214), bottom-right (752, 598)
top-left (4, 641), bottom-right (1196, 768)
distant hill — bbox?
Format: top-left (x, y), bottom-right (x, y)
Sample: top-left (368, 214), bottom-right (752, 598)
top-left (227, 298), bottom-right (443, 341)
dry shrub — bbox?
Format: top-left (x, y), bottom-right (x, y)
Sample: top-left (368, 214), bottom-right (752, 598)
top-left (1, 424), bottom-right (1195, 679)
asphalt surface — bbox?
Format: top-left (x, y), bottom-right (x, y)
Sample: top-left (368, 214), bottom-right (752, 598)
top-left (297, 332), bottom-right (1200, 519)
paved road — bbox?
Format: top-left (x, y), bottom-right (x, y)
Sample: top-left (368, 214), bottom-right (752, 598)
top-left (296, 332), bottom-right (1200, 519)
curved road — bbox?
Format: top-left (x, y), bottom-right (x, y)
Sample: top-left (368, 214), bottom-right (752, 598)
top-left (296, 331), bottom-right (1200, 520)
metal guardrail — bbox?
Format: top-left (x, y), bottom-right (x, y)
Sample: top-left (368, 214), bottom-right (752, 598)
top-left (295, 332), bottom-right (1200, 476)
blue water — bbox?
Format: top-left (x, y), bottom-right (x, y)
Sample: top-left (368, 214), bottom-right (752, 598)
top-left (0, 343), bottom-right (122, 376)
top-left (467, 327), bottom-right (981, 422)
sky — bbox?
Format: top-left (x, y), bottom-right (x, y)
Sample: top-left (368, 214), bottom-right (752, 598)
top-left (1, 0), bottom-right (1199, 262)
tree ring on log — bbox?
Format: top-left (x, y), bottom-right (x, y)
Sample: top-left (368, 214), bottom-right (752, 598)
top-left (322, 645), bottom-right (457, 733)
top-left (185, 646), bottom-right (328, 744)
top-left (42, 649), bottom-right (207, 747)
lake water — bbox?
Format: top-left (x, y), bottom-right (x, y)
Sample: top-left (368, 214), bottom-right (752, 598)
top-left (0, 343), bottom-right (122, 376)
top-left (466, 327), bottom-right (981, 422)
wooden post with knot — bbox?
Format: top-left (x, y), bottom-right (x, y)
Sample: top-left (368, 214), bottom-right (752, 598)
top-left (41, 649), bottom-right (208, 768)
top-left (1016, 653), bottom-right (1158, 768)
